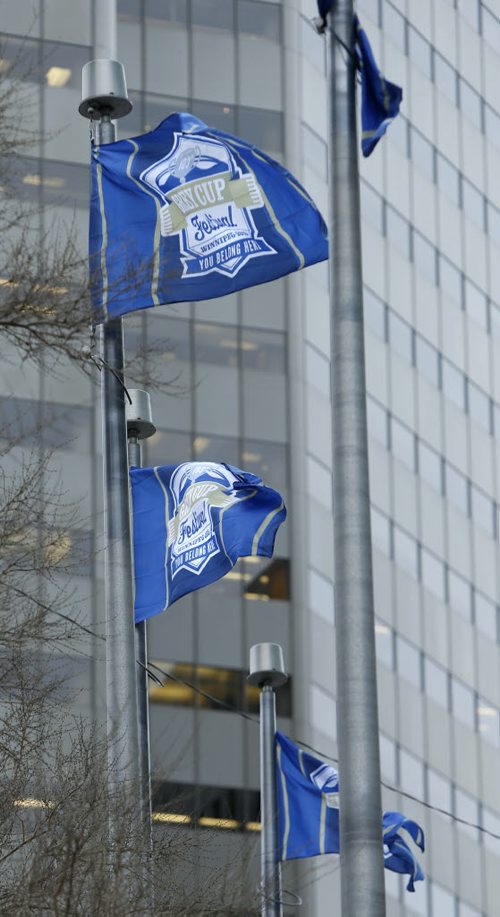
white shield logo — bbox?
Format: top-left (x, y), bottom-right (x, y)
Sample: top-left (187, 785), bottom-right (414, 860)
top-left (139, 132), bottom-right (275, 278)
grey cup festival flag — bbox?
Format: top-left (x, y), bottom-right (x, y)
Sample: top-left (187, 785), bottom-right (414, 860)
top-left (130, 461), bottom-right (286, 623)
top-left (276, 732), bottom-right (425, 892)
top-left (90, 112), bottom-right (328, 321)
top-left (316, 4), bottom-right (402, 156)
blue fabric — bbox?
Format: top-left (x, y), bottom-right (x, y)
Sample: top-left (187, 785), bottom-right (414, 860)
top-left (130, 461), bottom-right (286, 622)
top-left (355, 16), bottom-right (403, 157)
top-left (275, 732), bottom-right (424, 892)
top-left (315, 8), bottom-right (402, 157)
top-left (90, 111), bottom-right (328, 322)
top-left (316, 0), bottom-right (333, 19)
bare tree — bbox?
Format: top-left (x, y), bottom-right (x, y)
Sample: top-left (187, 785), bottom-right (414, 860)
top-left (0, 37), bottom-right (261, 917)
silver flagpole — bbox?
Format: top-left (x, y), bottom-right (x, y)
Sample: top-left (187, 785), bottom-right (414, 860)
top-left (324, 2), bottom-right (386, 914)
top-left (79, 62), bottom-right (141, 817)
top-left (126, 389), bottom-right (157, 833)
top-left (248, 643), bottom-right (288, 917)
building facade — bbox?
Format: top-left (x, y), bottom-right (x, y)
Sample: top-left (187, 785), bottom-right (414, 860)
top-left (1, 0), bottom-right (500, 913)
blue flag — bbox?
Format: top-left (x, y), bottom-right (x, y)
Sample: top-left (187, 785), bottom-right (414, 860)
top-left (275, 732), bottom-right (424, 892)
top-left (90, 112), bottom-right (328, 322)
top-left (130, 461), bottom-right (286, 622)
top-left (355, 16), bottom-right (403, 157)
top-left (315, 6), bottom-right (402, 156)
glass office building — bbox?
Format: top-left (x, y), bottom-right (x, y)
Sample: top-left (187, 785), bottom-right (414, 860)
top-left (1, 0), bottom-right (500, 912)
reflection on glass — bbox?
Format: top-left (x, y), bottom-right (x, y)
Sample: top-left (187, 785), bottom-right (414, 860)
top-left (238, 1), bottom-right (281, 41)
top-left (192, 0), bottom-right (234, 30)
top-left (149, 659), bottom-right (292, 716)
top-left (244, 557), bottom-right (290, 601)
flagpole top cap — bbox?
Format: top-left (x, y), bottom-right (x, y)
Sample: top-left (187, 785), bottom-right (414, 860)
top-left (79, 59), bottom-right (132, 119)
top-left (126, 389), bottom-right (156, 440)
top-left (248, 643), bottom-right (288, 689)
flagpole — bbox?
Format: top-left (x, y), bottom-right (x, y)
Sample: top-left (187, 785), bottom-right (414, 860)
top-left (248, 643), bottom-right (288, 917)
top-left (126, 389), bottom-right (156, 833)
top-left (325, 2), bottom-right (386, 914)
top-left (79, 63), bottom-right (141, 818)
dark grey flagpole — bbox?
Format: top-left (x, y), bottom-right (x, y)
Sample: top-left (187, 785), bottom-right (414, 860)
top-left (126, 389), bottom-right (156, 834)
top-left (79, 61), bottom-right (142, 824)
top-left (324, 1), bottom-right (386, 913)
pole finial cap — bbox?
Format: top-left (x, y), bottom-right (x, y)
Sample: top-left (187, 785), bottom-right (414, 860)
top-left (79, 59), bottom-right (132, 119)
top-left (126, 389), bottom-right (156, 440)
top-left (248, 643), bottom-right (288, 689)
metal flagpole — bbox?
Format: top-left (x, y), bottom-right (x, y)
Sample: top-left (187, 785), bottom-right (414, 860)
top-left (79, 63), bottom-right (141, 813)
top-left (248, 643), bottom-right (288, 917)
top-left (126, 389), bottom-right (157, 832)
top-left (325, 1), bottom-right (386, 914)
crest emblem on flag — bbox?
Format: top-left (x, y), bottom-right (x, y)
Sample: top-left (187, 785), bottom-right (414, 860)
top-left (168, 462), bottom-right (240, 578)
top-left (139, 131), bottom-right (275, 278)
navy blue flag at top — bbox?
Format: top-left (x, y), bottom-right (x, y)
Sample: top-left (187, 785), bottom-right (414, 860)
top-left (275, 732), bottom-right (425, 892)
top-left (130, 461), bottom-right (286, 623)
top-left (316, 5), bottom-right (402, 157)
top-left (89, 112), bottom-right (328, 322)
top-left (355, 16), bottom-right (403, 157)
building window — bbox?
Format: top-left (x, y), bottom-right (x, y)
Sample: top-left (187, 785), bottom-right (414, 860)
top-left (152, 779), bottom-right (261, 828)
top-left (462, 179), bottom-right (486, 230)
top-left (237, 1), bottom-right (281, 42)
top-left (427, 766), bottom-right (452, 814)
top-left (455, 786), bottom-right (480, 842)
top-left (459, 79), bottom-right (483, 130)
top-left (413, 231), bottom-right (437, 285)
top-left (396, 635), bottom-right (421, 688)
top-left (416, 336), bottom-right (439, 387)
top-left (439, 256), bottom-right (463, 305)
top-left (192, 0), bottom-right (234, 30)
top-left (149, 660), bottom-right (292, 717)
top-left (410, 126), bottom-right (435, 181)
top-left (364, 288), bottom-right (386, 339)
top-left (444, 465), bottom-right (469, 515)
top-left (361, 181), bottom-right (384, 233)
top-left (375, 621), bottom-right (394, 669)
top-left (447, 569), bottom-right (472, 622)
top-left (437, 154), bottom-right (460, 206)
top-left (451, 677), bottom-right (475, 728)
top-left (391, 417), bottom-right (416, 471)
top-left (421, 548), bottom-right (445, 601)
top-left (399, 747), bottom-right (424, 799)
top-left (302, 124), bottom-right (328, 182)
top-left (477, 697), bottom-right (500, 748)
top-left (388, 312), bottom-right (413, 363)
top-left (471, 485), bottom-right (495, 537)
top-left (442, 360), bottom-right (466, 411)
top-left (393, 527), bottom-right (418, 579)
top-left (383, 1), bottom-right (407, 50)
top-left (244, 557), bottom-right (290, 602)
top-left (368, 398), bottom-right (389, 447)
top-left (474, 592), bottom-right (497, 641)
top-left (434, 53), bottom-right (458, 104)
top-left (386, 207), bottom-right (410, 259)
top-left (418, 441), bottom-right (442, 492)
top-left (408, 26), bottom-right (432, 79)
top-left (424, 657), bottom-right (448, 709)
top-left (465, 279), bottom-right (489, 330)
top-left (371, 507), bottom-right (391, 556)
top-left (431, 884), bottom-right (456, 917)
